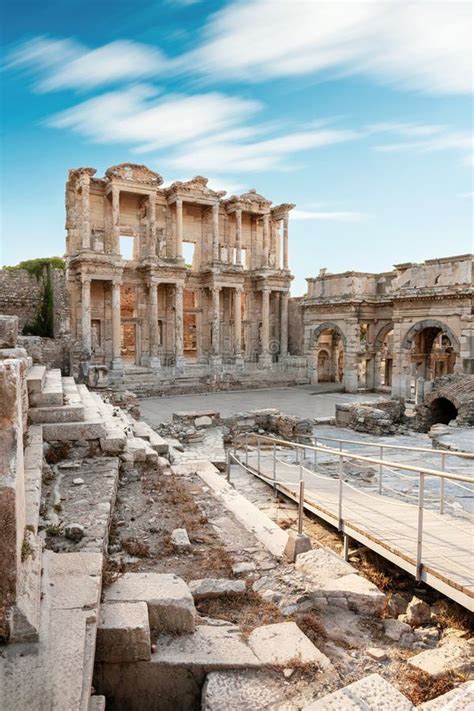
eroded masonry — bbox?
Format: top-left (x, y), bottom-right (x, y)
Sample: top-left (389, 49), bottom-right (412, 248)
top-left (66, 164), bottom-right (296, 385)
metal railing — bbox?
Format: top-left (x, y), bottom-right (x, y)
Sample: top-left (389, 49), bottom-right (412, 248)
top-left (227, 432), bottom-right (473, 583)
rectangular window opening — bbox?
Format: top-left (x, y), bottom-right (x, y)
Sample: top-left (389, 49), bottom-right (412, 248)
top-left (183, 242), bottom-right (195, 270)
top-left (120, 235), bottom-right (134, 261)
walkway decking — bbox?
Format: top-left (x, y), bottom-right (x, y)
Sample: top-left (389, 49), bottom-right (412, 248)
top-left (241, 450), bottom-right (474, 611)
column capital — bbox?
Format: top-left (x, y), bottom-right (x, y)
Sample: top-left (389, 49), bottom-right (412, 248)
top-left (234, 285), bottom-right (244, 293)
top-left (111, 278), bottom-right (122, 287)
top-left (211, 285), bottom-right (222, 293)
top-left (175, 196), bottom-right (183, 208)
top-left (80, 274), bottom-right (91, 285)
top-left (261, 284), bottom-right (271, 293)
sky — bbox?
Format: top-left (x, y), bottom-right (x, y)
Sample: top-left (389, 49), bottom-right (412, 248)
top-left (1, 0), bottom-right (473, 295)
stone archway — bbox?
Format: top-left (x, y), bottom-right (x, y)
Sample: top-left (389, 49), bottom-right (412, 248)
top-left (374, 322), bottom-right (394, 388)
top-left (308, 322), bottom-right (346, 386)
top-left (401, 319), bottom-right (459, 387)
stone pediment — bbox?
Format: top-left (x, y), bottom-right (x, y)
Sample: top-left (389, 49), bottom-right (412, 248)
top-left (105, 163), bottom-right (163, 186)
top-left (166, 176), bottom-right (226, 199)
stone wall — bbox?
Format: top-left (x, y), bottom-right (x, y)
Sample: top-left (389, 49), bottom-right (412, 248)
top-left (17, 336), bottom-right (71, 374)
top-left (0, 268), bottom-right (69, 336)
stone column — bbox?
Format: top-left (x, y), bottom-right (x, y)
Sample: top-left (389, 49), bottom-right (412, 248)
top-left (283, 214), bottom-right (289, 270)
top-left (175, 283), bottom-right (185, 366)
top-left (235, 209), bottom-right (242, 265)
top-left (212, 203), bottom-right (220, 262)
top-left (176, 198), bottom-right (183, 259)
top-left (112, 185), bottom-right (120, 254)
top-left (280, 291), bottom-right (289, 359)
top-left (149, 281), bottom-right (160, 369)
top-left (259, 287), bottom-right (272, 367)
top-left (343, 319), bottom-right (359, 393)
top-left (81, 276), bottom-right (92, 354)
top-left (210, 286), bottom-right (222, 363)
top-left (262, 213), bottom-right (270, 267)
top-left (111, 280), bottom-right (123, 370)
top-left (148, 194), bottom-right (156, 258)
top-left (80, 174), bottom-right (91, 250)
top-left (234, 287), bottom-right (243, 362)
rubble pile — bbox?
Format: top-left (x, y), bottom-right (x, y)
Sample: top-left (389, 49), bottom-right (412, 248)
top-left (335, 398), bottom-right (407, 436)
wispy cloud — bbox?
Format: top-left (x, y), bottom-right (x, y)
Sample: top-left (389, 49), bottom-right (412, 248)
top-left (7, 36), bottom-right (166, 92)
top-left (292, 209), bottom-right (369, 222)
top-left (458, 191), bottom-right (474, 199)
top-left (181, 0), bottom-right (472, 95)
top-left (373, 130), bottom-right (473, 166)
top-left (47, 85), bottom-right (261, 151)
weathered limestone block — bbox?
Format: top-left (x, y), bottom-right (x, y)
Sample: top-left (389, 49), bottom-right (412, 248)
top-left (188, 578), bottom-right (246, 600)
top-left (170, 527), bottom-right (192, 552)
top-left (406, 596), bottom-right (431, 626)
top-left (231, 562), bottom-right (256, 576)
top-left (407, 639), bottom-right (474, 677)
top-left (105, 572), bottom-right (196, 633)
top-left (96, 601), bottom-right (151, 663)
top-left (248, 622), bottom-right (333, 671)
top-left (202, 670), bottom-right (294, 711)
top-left (303, 673), bottom-right (413, 710)
top-left (0, 315), bottom-right (18, 348)
top-left (0, 359), bottom-right (26, 614)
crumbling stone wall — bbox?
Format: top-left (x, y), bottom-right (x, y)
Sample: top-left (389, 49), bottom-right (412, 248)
top-left (288, 297), bottom-right (304, 355)
top-left (414, 374), bottom-right (474, 431)
top-left (17, 336), bottom-right (71, 374)
top-left (223, 408), bottom-right (313, 442)
top-left (335, 399), bottom-right (406, 436)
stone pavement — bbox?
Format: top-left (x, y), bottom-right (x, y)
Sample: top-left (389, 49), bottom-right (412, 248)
top-left (139, 384), bottom-right (381, 425)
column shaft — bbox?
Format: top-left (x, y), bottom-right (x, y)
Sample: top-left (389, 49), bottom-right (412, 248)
top-left (80, 176), bottom-right (91, 250)
top-left (175, 283), bottom-right (184, 361)
top-left (149, 283), bottom-right (159, 358)
top-left (260, 288), bottom-right (271, 362)
top-left (280, 291), bottom-right (289, 357)
top-left (211, 287), bottom-right (220, 355)
top-left (112, 186), bottom-right (120, 254)
top-left (176, 199), bottom-right (183, 259)
top-left (234, 288), bottom-right (242, 355)
top-left (212, 203), bottom-right (220, 261)
top-left (283, 215), bottom-right (289, 269)
top-left (148, 194), bottom-right (156, 258)
top-left (262, 213), bottom-right (270, 267)
top-left (235, 209), bottom-right (242, 265)
top-left (111, 281), bottom-right (123, 368)
top-left (81, 278), bottom-right (91, 353)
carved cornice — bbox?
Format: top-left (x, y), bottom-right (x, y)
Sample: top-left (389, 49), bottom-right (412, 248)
top-left (104, 163), bottom-right (163, 186)
top-left (165, 176), bottom-right (226, 201)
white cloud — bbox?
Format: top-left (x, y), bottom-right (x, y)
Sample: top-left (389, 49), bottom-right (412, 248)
top-left (7, 36), bottom-right (166, 91)
top-left (373, 130), bottom-right (473, 167)
top-left (47, 85), bottom-right (261, 150)
top-left (367, 122), bottom-right (445, 138)
top-left (165, 127), bottom-right (360, 173)
top-left (183, 0), bottom-right (472, 95)
top-left (458, 191), bottom-right (474, 198)
top-left (291, 209), bottom-right (368, 222)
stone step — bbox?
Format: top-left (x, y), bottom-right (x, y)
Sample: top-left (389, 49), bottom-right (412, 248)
top-left (26, 364), bottom-right (47, 395)
top-left (133, 420), bottom-right (169, 455)
top-left (0, 550), bottom-right (103, 711)
top-left (62, 376), bottom-right (83, 407)
top-left (303, 673), bottom-right (414, 710)
top-left (42, 419), bottom-right (106, 441)
top-left (28, 369), bottom-right (64, 407)
top-left (28, 403), bottom-right (85, 424)
top-left (88, 392), bottom-right (127, 454)
top-left (10, 532), bottom-right (43, 643)
top-left (416, 680), bottom-right (474, 709)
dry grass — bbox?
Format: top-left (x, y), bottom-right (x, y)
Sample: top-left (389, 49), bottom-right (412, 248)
top-left (278, 517), bottom-right (296, 530)
top-left (431, 599), bottom-right (474, 634)
top-left (196, 588), bottom-right (283, 638)
top-left (401, 668), bottom-right (466, 705)
top-left (295, 612), bottom-right (327, 644)
top-left (121, 537), bottom-right (151, 558)
top-left (102, 557), bottom-right (138, 589)
top-left (44, 442), bottom-right (70, 465)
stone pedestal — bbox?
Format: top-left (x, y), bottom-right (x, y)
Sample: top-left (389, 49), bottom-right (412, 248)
top-left (284, 532), bottom-right (312, 562)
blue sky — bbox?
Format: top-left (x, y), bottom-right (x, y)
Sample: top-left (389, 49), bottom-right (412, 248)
top-left (1, 0), bottom-right (472, 295)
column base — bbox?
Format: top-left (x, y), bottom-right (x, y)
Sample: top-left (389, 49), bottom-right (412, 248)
top-left (110, 358), bottom-right (123, 371)
top-left (259, 353), bottom-right (273, 368)
top-left (209, 354), bottom-right (222, 367)
top-left (175, 355), bottom-right (187, 368)
top-left (234, 354), bottom-right (244, 367)
top-left (149, 356), bottom-right (161, 370)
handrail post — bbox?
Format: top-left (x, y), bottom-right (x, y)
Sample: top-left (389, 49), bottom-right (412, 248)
top-left (257, 435), bottom-right (260, 472)
top-left (440, 453), bottom-right (445, 515)
top-left (299, 447), bottom-right (303, 483)
top-left (245, 434), bottom-right (249, 467)
top-left (416, 472), bottom-right (425, 581)
top-left (298, 480), bottom-right (305, 535)
top-left (273, 443), bottom-right (277, 493)
top-left (379, 446), bottom-right (383, 494)
top-left (313, 438), bottom-right (317, 469)
top-left (338, 453), bottom-right (343, 531)
top-left (226, 449), bottom-right (231, 483)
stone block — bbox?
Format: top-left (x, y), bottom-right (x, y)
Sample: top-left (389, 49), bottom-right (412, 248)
top-left (384, 618), bottom-right (412, 641)
top-left (0, 315), bottom-right (18, 348)
top-left (189, 578), bottom-right (246, 600)
top-left (105, 572), bottom-right (196, 634)
top-left (96, 601), bottom-right (151, 663)
top-left (295, 548), bottom-right (355, 583)
top-left (304, 673), bottom-right (413, 710)
top-left (319, 573), bottom-right (385, 615)
top-left (407, 639), bottom-right (474, 677)
top-left (406, 596), bottom-right (431, 626)
top-left (170, 527), bottom-right (192, 552)
top-left (42, 420), bottom-right (106, 441)
top-left (231, 562), bottom-right (256, 576)
top-left (284, 531), bottom-right (312, 562)
top-left (195, 415), bottom-right (213, 427)
top-left (248, 622), bottom-right (333, 671)
top-left (202, 670), bottom-right (292, 711)
top-left (26, 364), bottom-right (47, 394)
top-left (28, 403), bottom-right (85, 424)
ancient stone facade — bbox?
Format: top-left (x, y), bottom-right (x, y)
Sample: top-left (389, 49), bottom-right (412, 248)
top-left (66, 164), bottom-right (295, 383)
top-left (294, 254), bottom-right (473, 397)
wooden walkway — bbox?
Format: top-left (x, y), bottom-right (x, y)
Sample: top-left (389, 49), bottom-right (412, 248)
top-left (242, 450), bottom-right (474, 611)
